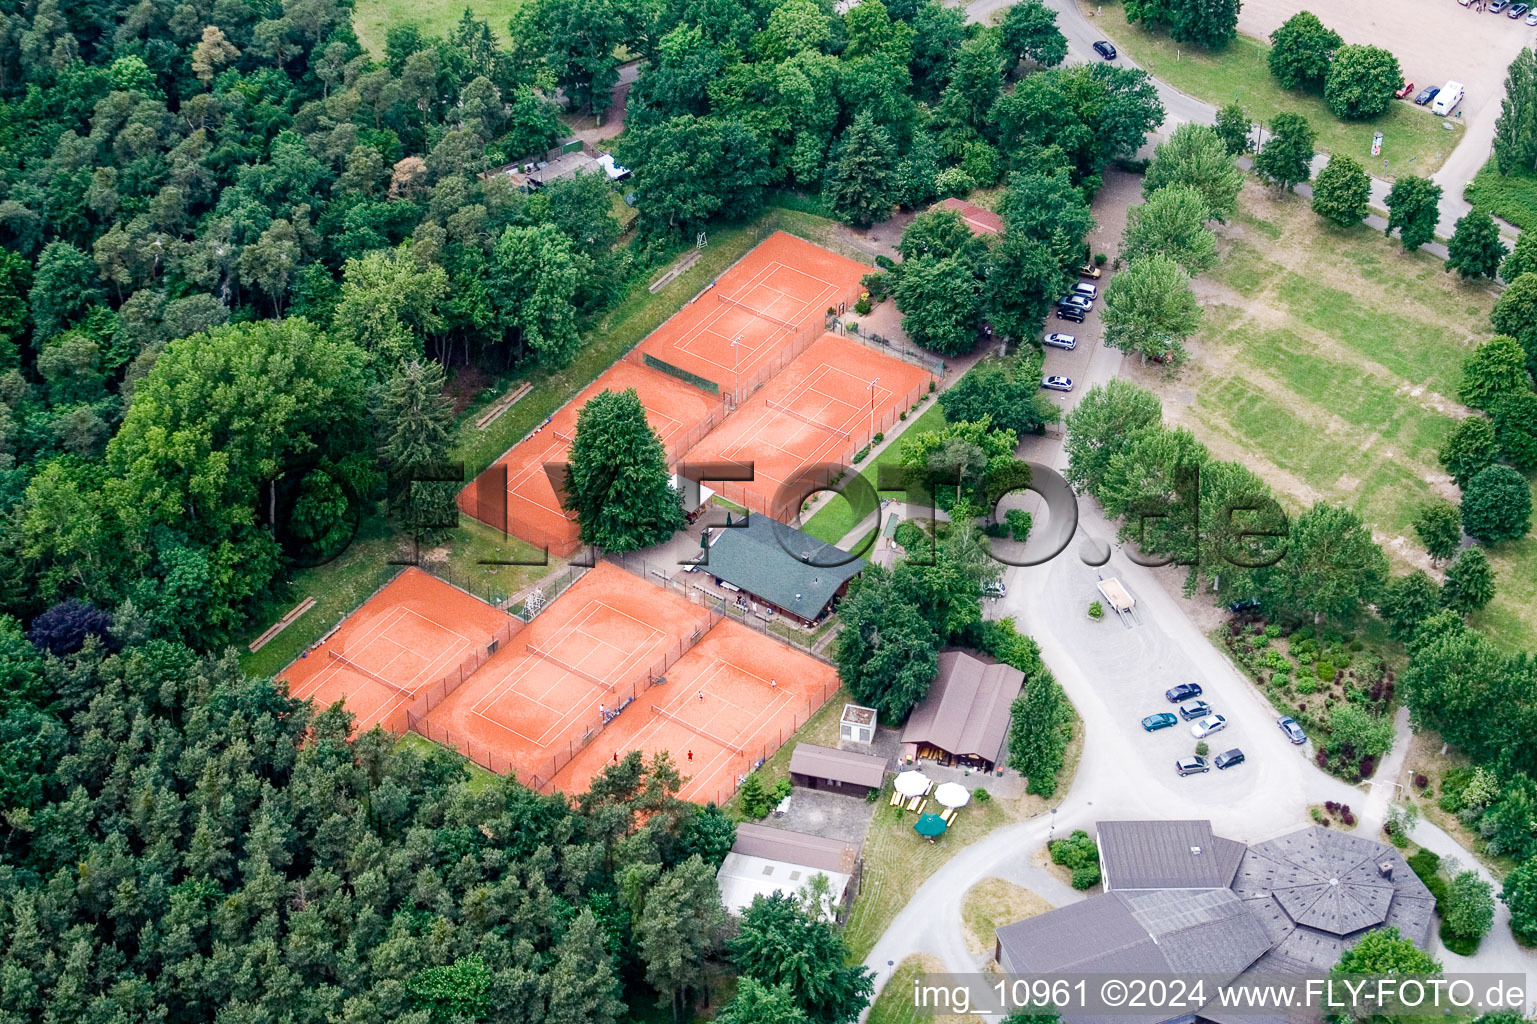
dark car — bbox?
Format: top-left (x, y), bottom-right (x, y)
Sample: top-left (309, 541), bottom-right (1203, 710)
top-left (1055, 304), bottom-right (1085, 324)
top-left (1414, 86), bottom-right (1440, 106)
top-left (1175, 756), bottom-right (1209, 776)
top-left (1278, 716), bottom-right (1307, 744)
top-left (1511, 2), bottom-right (1529, 16)
top-left (1165, 682), bottom-right (1203, 703)
top-left (1178, 700), bottom-right (1212, 721)
top-left (1092, 40), bottom-right (1117, 60)
top-left (1227, 597), bottom-right (1261, 614)
top-left (1214, 748), bottom-right (1246, 770)
top-left (1142, 712), bottom-right (1178, 731)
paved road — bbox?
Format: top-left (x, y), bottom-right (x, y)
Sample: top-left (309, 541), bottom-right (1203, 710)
top-left (853, 171), bottom-right (1536, 1019)
top-left (959, 0), bottom-right (1515, 240)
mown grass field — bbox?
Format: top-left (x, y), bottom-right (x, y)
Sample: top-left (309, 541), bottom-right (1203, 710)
top-left (1130, 182), bottom-right (1537, 651)
top-left (1086, 1), bottom-right (1464, 177)
top-left (353, 0), bottom-right (522, 56)
top-left (802, 400), bottom-right (948, 544)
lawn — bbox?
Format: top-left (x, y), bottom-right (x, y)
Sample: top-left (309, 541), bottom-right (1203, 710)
top-left (396, 732), bottom-right (502, 792)
top-left (866, 955), bottom-right (980, 1024)
top-left (801, 400), bottom-right (948, 544)
top-left (959, 878), bottom-right (1050, 956)
top-left (1086, 1), bottom-right (1465, 177)
top-left (1131, 181), bottom-right (1537, 652)
top-left (353, 0), bottom-right (522, 56)
top-left (1465, 158), bottom-right (1537, 231)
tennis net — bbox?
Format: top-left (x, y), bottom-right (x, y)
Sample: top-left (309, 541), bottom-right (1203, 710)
top-left (526, 642), bottom-right (612, 692)
top-left (651, 703), bottom-right (745, 754)
top-left (327, 650), bottom-right (417, 700)
top-left (553, 430), bottom-right (574, 443)
top-left (764, 398), bottom-right (851, 439)
top-left (719, 293), bottom-right (799, 331)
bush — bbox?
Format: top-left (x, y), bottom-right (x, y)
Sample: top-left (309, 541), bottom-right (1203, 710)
top-left (893, 520), bottom-right (927, 550)
top-left (899, 410), bottom-right (907, 420)
top-left (1050, 830), bottom-right (1099, 871)
top-left (1070, 863), bottom-right (1102, 890)
top-left (852, 445), bottom-right (870, 464)
top-left (1088, 600), bottom-right (1104, 621)
top-left (854, 297), bottom-right (872, 315)
top-left (1005, 508), bottom-right (1032, 541)
top-left (973, 787), bottom-right (991, 803)
top-left (1195, 741), bottom-right (1210, 756)
top-left (1316, 660), bottom-right (1335, 681)
top-left (1095, 252), bottom-right (1108, 266)
top-left (872, 432), bottom-right (884, 445)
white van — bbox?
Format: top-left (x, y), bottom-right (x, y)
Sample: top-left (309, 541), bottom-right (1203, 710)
top-left (1432, 81), bottom-right (1464, 117)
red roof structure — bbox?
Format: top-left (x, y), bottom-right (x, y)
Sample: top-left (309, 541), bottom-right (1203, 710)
top-left (932, 197), bottom-right (1003, 236)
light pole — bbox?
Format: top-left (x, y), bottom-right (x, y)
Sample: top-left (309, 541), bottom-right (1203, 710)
top-left (868, 377), bottom-right (880, 438)
top-left (731, 333), bottom-right (745, 372)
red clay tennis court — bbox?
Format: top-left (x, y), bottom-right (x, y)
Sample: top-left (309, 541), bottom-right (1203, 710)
top-left (628, 232), bottom-right (868, 403)
top-left (411, 562), bottom-right (718, 785)
top-left (550, 617), bottom-right (840, 804)
top-left (281, 568), bottom-right (517, 735)
top-left (459, 360), bottom-right (724, 555)
top-left (688, 333), bottom-right (936, 521)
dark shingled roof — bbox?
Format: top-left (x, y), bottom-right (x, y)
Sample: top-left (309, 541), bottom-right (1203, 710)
top-left (703, 514), bottom-right (864, 619)
top-left (994, 822), bottom-right (1437, 1024)
top-left (731, 823), bottom-right (859, 875)
top-left (1098, 820), bottom-right (1247, 890)
top-left (996, 889), bottom-right (1271, 979)
top-left (788, 743), bottom-right (887, 788)
top-left (899, 650), bottom-right (1023, 764)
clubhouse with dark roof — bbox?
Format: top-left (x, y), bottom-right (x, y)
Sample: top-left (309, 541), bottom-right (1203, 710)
top-left (697, 513), bottom-right (865, 626)
top-left (994, 820), bottom-right (1436, 1024)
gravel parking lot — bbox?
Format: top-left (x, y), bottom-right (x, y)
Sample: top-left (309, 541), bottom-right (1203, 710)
top-left (1236, 0), bottom-right (1532, 136)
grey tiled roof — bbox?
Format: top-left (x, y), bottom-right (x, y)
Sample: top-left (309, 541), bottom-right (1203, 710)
top-left (899, 650), bottom-right (1023, 763)
top-left (702, 513), bottom-right (864, 618)
top-left (994, 821), bottom-right (1440, 1024)
top-left (1098, 820), bottom-right (1246, 890)
top-left (731, 823), bottom-right (859, 874)
top-left (788, 743), bottom-right (887, 787)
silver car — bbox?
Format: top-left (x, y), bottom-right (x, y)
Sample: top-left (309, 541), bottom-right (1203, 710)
top-left (1042, 375), bottom-right (1074, 392)
top-left (1190, 714), bottom-right (1228, 739)
top-left (1042, 333), bottom-right (1077, 350)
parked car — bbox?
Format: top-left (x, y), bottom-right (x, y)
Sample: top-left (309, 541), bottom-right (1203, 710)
top-left (1491, 0), bottom-right (1511, 13)
top-left (1055, 305), bottom-right (1085, 324)
top-left (1042, 375), bottom-right (1074, 392)
top-left (1414, 86), bottom-right (1440, 106)
top-left (982, 581), bottom-right (1007, 598)
top-left (1165, 682), bottom-right (1202, 703)
top-left (1071, 282), bottom-right (1098, 300)
top-left (1175, 756), bottom-right (1209, 776)
top-left (1526, 8), bottom-right (1537, 24)
top-left (1395, 81), bottom-right (1414, 99)
top-left (1042, 332), bottom-right (1077, 350)
top-left (1214, 748), bottom-right (1246, 770)
top-left (1178, 700), bottom-right (1212, 721)
top-left (1059, 294), bottom-right (1093, 311)
top-left (1093, 40), bottom-right (1117, 60)
top-left (1278, 716), bottom-right (1307, 744)
top-left (1078, 263), bottom-right (1102, 279)
top-left (1190, 714), bottom-right (1228, 739)
top-left (1227, 596), bottom-right (1261, 614)
top-left (1511, 3), bottom-right (1530, 16)
top-left (1142, 712), bottom-right (1179, 731)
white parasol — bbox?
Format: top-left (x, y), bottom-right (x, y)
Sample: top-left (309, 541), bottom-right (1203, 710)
top-left (893, 770), bottom-right (931, 797)
top-left (934, 782), bottom-right (971, 809)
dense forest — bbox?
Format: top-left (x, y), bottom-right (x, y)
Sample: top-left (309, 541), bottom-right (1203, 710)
top-left (0, 0), bottom-right (1169, 1016)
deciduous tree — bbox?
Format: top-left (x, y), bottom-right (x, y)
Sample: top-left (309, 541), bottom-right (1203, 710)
top-left (1378, 571), bottom-right (1443, 643)
top-left (1310, 155), bottom-right (1371, 227)
top-left (1385, 176), bottom-right (1443, 252)
top-left (1413, 499), bottom-right (1464, 561)
top-left (1253, 113), bottom-right (1315, 193)
top-left (1268, 11), bottom-right (1341, 91)
top-left (1439, 416), bottom-right (1500, 487)
top-left (1442, 548), bottom-right (1496, 614)
top-left (1141, 123), bottom-right (1243, 222)
top-left (999, 0), bottom-right (1067, 68)
top-left (1261, 503), bottom-right (1388, 625)
top-left (1446, 209), bottom-right (1508, 280)
top-left (1494, 47), bottom-right (1537, 175)
top-left (1459, 335), bottom-right (1531, 411)
top-left (1214, 101), bottom-right (1252, 155)
top-left (728, 893), bottom-right (873, 1022)
top-left (1064, 379), bottom-right (1164, 498)
top-left (1324, 44), bottom-right (1401, 119)
top-left (1102, 254), bottom-right (1203, 363)
top-left (1122, 185), bottom-right (1218, 273)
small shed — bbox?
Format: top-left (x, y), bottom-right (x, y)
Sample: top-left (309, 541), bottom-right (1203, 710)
top-left (788, 742), bottom-right (887, 796)
top-left (840, 703), bottom-right (878, 746)
top-left (716, 824), bottom-right (860, 920)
